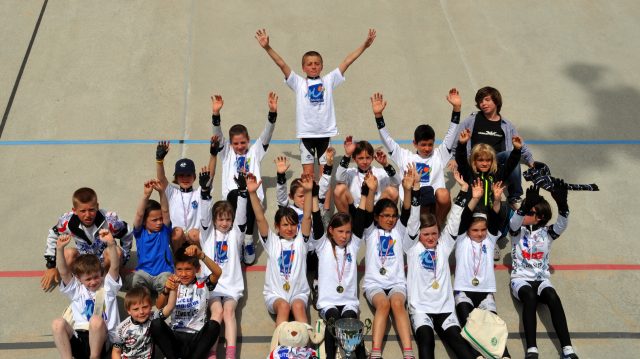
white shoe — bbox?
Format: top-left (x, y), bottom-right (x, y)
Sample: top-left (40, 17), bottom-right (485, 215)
top-left (243, 234), bottom-right (256, 265)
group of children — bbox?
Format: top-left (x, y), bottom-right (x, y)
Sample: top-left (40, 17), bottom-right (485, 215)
top-left (43, 28), bottom-right (580, 359)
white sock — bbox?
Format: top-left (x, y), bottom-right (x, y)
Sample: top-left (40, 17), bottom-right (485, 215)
top-left (527, 347), bottom-right (539, 354)
top-left (562, 346), bottom-right (575, 355)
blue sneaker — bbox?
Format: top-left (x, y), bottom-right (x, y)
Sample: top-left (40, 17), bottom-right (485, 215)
top-left (562, 354), bottom-right (578, 359)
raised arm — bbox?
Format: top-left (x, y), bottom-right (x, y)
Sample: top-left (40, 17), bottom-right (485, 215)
top-left (375, 147), bottom-right (401, 187)
top-left (371, 93), bottom-right (405, 166)
top-left (186, 245), bottom-right (222, 284)
top-left (134, 180), bottom-right (155, 230)
top-left (510, 185), bottom-right (542, 233)
top-left (55, 235), bottom-right (73, 286)
top-left (259, 92), bottom-right (278, 149)
top-left (207, 136), bottom-right (220, 183)
top-left (399, 163), bottom-right (417, 226)
top-left (336, 136), bottom-right (355, 183)
top-left (300, 174), bottom-right (314, 238)
top-left (497, 136), bottom-right (523, 181)
top-left (156, 141), bottom-right (170, 189)
top-left (455, 129), bottom-right (473, 182)
top-left (453, 171), bottom-right (474, 235)
top-left (364, 172), bottom-right (378, 214)
top-left (338, 29), bottom-right (376, 74)
top-left (210, 94), bottom-right (227, 151)
top-left (402, 167), bottom-right (422, 250)
top-left (233, 174), bottom-right (248, 232)
top-left (275, 156), bottom-right (291, 207)
top-left (157, 275), bottom-right (179, 317)
top-left (247, 173), bottom-right (269, 238)
top-left (255, 29), bottom-right (291, 78)
top-left (548, 179), bottom-right (570, 238)
top-left (197, 167), bottom-right (213, 234)
top-left (156, 181), bottom-right (171, 227)
top-left (99, 229), bottom-right (120, 281)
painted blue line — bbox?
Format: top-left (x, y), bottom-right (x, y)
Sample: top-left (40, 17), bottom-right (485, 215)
top-left (0, 139), bottom-right (639, 146)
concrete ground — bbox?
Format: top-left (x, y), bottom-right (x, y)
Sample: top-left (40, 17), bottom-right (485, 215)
top-left (1, 0), bottom-right (639, 358)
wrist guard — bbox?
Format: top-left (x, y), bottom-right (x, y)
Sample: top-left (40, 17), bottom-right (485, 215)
top-left (323, 164), bottom-right (333, 176)
top-left (45, 255), bottom-right (56, 269)
top-left (312, 182), bottom-right (320, 197)
top-left (375, 116), bottom-right (386, 129)
top-left (451, 111), bottom-right (461, 124)
top-left (411, 189), bottom-right (420, 207)
top-left (201, 189), bottom-right (212, 201)
top-left (211, 114), bottom-right (221, 126)
top-left (383, 164), bottom-right (396, 178)
top-left (454, 190), bottom-right (469, 207)
top-left (340, 156), bottom-right (351, 168)
top-left (361, 183), bottom-right (370, 196)
top-left (237, 189), bottom-right (248, 199)
top-left (268, 111), bottom-right (277, 124)
top-left (276, 172), bottom-right (287, 185)
top-left (209, 142), bottom-right (220, 156)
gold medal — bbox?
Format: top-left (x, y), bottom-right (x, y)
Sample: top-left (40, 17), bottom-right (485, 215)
top-left (431, 281), bottom-right (439, 289)
top-left (379, 267), bottom-right (387, 275)
top-left (472, 277), bottom-right (480, 286)
top-left (336, 285), bottom-right (344, 293)
top-left (283, 281), bottom-right (290, 292)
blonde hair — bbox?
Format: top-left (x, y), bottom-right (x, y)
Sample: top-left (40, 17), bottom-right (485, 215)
top-left (469, 143), bottom-right (498, 174)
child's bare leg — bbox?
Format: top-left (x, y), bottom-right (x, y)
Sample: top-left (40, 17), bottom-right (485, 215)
top-left (208, 301), bottom-right (224, 358)
top-left (381, 186), bottom-right (399, 204)
top-left (273, 299), bottom-right (291, 327)
top-left (435, 188), bottom-right (451, 226)
top-left (389, 293), bottom-right (413, 351)
top-left (291, 299), bottom-right (308, 323)
top-left (51, 317), bottom-right (74, 359)
top-left (187, 228), bottom-right (201, 247)
top-left (333, 184), bottom-right (353, 213)
top-left (88, 315), bottom-right (107, 359)
top-left (371, 293), bottom-right (391, 351)
top-left (223, 300), bottom-right (238, 353)
top-left (171, 227), bottom-right (186, 250)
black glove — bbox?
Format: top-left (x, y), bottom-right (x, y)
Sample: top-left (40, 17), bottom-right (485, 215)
top-left (234, 173), bottom-right (247, 191)
top-left (361, 182), bottom-right (370, 196)
top-left (199, 171), bottom-right (211, 200)
top-left (210, 138), bottom-right (220, 156)
top-left (519, 185), bottom-right (542, 215)
top-left (156, 143), bottom-right (169, 161)
top-left (551, 179), bottom-right (569, 214)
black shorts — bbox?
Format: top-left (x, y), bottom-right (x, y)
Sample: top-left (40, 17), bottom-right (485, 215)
top-left (70, 330), bottom-right (107, 359)
top-left (300, 137), bottom-right (330, 165)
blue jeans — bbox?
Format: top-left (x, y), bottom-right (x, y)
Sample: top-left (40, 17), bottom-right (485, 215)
top-left (496, 151), bottom-right (523, 200)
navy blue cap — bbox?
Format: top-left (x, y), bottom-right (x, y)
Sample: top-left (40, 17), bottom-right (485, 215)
top-left (174, 158), bottom-right (196, 175)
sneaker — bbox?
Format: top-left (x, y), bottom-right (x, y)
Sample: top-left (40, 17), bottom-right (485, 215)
top-left (243, 234), bottom-right (256, 265)
top-left (494, 246), bottom-right (501, 261)
top-left (525, 353), bottom-right (539, 359)
top-left (562, 354), bottom-right (579, 359)
top-left (508, 197), bottom-right (522, 211)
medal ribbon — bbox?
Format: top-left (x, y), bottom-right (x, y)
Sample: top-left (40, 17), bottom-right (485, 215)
top-left (336, 246), bottom-right (348, 287)
top-left (471, 241), bottom-right (483, 279)
top-left (280, 240), bottom-right (294, 283)
top-left (377, 229), bottom-right (395, 270)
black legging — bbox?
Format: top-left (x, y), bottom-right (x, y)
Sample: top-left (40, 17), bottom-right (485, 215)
top-left (517, 282), bottom-right (572, 349)
top-left (150, 318), bottom-right (220, 359)
top-left (323, 307), bottom-right (366, 359)
top-left (456, 291), bottom-right (510, 358)
top-left (227, 189), bottom-right (255, 235)
top-left (414, 313), bottom-right (476, 359)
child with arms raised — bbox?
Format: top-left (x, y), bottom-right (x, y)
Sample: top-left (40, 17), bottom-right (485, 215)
top-left (51, 230), bottom-right (122, 359)
top-left (255, 28), bottom-right (376, 176)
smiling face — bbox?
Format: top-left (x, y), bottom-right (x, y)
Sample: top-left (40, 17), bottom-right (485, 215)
top-left (302, 55), bottom-right (323, 78)
top-left (419, 225), bottom-right (440, 249)
top-left (175, 261), bottom-right (198, 285)
top-left (78, 271), bottom-right (103, 292)
top-left (478, 95), bottom-right (498, 117)
top-left (127, 298), bottom-right (152, 323)
top-left (215, 212), bottom-right (233, 233)
top-left (329, 222), bottom-right (353, 247)
top-left (73, 200), bottom-right (99, 227)
top-left (276, 217), bottom-right (299, 240)
top-left (413, 139), bottom-right (435, 157)
top-left (375, 207), bottom-right (399, 232)
top-left (176, 173), bottom-right (196, 189)
top-left (230, 133), bottom-right (249, 155)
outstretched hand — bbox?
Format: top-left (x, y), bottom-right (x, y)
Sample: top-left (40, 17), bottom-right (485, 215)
top-left (364, 171), bottom-right (378, 192)
top-left (446, 88), bottom-right (462, 112)
top-left (156, 141), bottom-right (170, 161)
top-left (343, 136), bottom-right (356, 157)
top-left (512, 135), bottom-right (523, 150)
top-left (246, 173), bottom-right (262, 193)
top-left (459, 128), bottom-right (471, 144)
top-left (185, 245), bottom-right (202, 259)
top-left (211, 94), bottom-right (224, 115)
top-left (453, 170), bottom-right (469, 192)
top-left (98, 228), bottom-right (114, 244)
top-left (374, 147), bottom-right (388, 166)
top-left (471, 178), bottom-right (484, 200)
top-left (210, 135), bottom-right (220, 156)
top-left (268, 92), bottom-right (278, 112)
top-left (492, 181), bottom-right (505, 202)
top-left (363, 29), bottom-right (377, 48)
top-left (274, 156), bottom-right (290, 174)
top-left (301, 173), bottom-right (314, 192)
top-left (370, 92), bottom-right (387, 117)
top-left (255, 28), bottom-right (270, 49)
top-left (199, 166), bottom-right (211, 189)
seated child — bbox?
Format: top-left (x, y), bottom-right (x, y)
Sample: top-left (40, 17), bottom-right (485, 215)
top-left (334, 135), bottom-right (400, 214)
top-left (42, 187), bottom-right (132, 291)
top-left (211, 93), bottom-right (278, 265)
top-left (255, 28), bottom-right (376, 176)
top-left (196, 166), bottom-right (246, 359)
top-left (130, 179), bottom-right (174, 297)
top-left (247, 172), bottom-right (312, 326)
top-left (155, 137), bottom-right (217, 249)
top-left (371, 90), bottom-right (460, 226)
top-left (150, 244), bottom-right (222, 359)
top-left (51, 230), bottom-right (122, 359)
top-left (112, 286), bottom-right (176, 359)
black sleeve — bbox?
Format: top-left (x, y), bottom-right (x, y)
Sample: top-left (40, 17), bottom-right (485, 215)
top-left (487, 206), bottom-right (502, 236)
top-left (312, 210), bottom-right (325, 240)
top-left (497, 147), bottom-right (522, 181)
top-left (352, 208), bottom-right (371, 238)
top-left (458, 205), bottom-right (473, 236)
top-left (455, 141), bottom-right (473, 182)
top-left (399, 206), bottom-right (411, 227)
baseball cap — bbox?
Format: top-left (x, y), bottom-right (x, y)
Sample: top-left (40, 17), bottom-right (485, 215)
top-left (174, 158), bottom-right (196, 175)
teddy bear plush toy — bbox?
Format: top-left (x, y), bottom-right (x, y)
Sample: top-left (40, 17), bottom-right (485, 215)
top-left (267, 319), bottom-right (326, 359)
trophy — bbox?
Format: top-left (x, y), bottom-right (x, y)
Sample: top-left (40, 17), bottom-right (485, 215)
top-left (327, 318), bottom-right (372, 359)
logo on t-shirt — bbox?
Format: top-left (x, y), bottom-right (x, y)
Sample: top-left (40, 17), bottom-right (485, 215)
top-left (415, 163), bottom-right (431, 183)
top-left (214, 241), bottom-right (229, 264)
top-left (419, 249), bottom-right (437, 270)
top-left (278, 249), bottom-right (295, 275)
top-left (236, 156), bottom-right (250, 173)
top-left (191, 201), bottom-right (198, 209)
top-left (378, 235), bottom-right (395, 257)
top-left (307, 83), bottom-right (325, 104)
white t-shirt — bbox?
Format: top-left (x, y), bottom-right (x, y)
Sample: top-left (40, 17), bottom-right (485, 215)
top-left (286, 69), bottom-right (345, 138)
top-left (362, 224), bottom-right (407, 292)
top-left (218, 138), bottom-right (267, 202)
top-left (336, 166), bottom-right (398, 207)
top-left (403, 204), bottom-right (463, 314)
top-left (379, 122), bottom-right (458, 191)
top-left (453, 234), bottom-right (499, 293)
top-left (171, 275), bottom-right (214, 333)
top-left (261, 231), bottom-right (310, 303)
top-left (313, 234), bottom-right (362, 311)
top-left (59, 274), bottom-right (122, 341)
top-left (165, 184), bottom-right (202, 230)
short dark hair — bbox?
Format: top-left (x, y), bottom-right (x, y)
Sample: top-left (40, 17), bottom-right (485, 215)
top-left (475, 86), bottom-right (503, 114)
top-left (229, 124), bottom-right (249, 140)
top-left (72, 187), bottom-right (97, 207)
top-left (289, 178), bottom-right (304, 199)
top-left (419, 213), bottom-right (438, 230)
top-left (275, 207), bottom-right (299, 227)
top-left (174, 245), bottom-right (200, 268)
top-left (143, 199), bottom-right (162, 227)
top-left (73, 254), bottom-right (102, 277)
top-left (125, 286), bottom-right (152, 310)
top-left (413, 124), bottom-right (435, 143)
top-left (533, 199), bottom-right (552, 227)
top-left (302, 51), bottom-right (323, 66)
top-left (373, 198), bottom-right (398, 217)
top-left (352, 141), bottom-right (374, 159)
